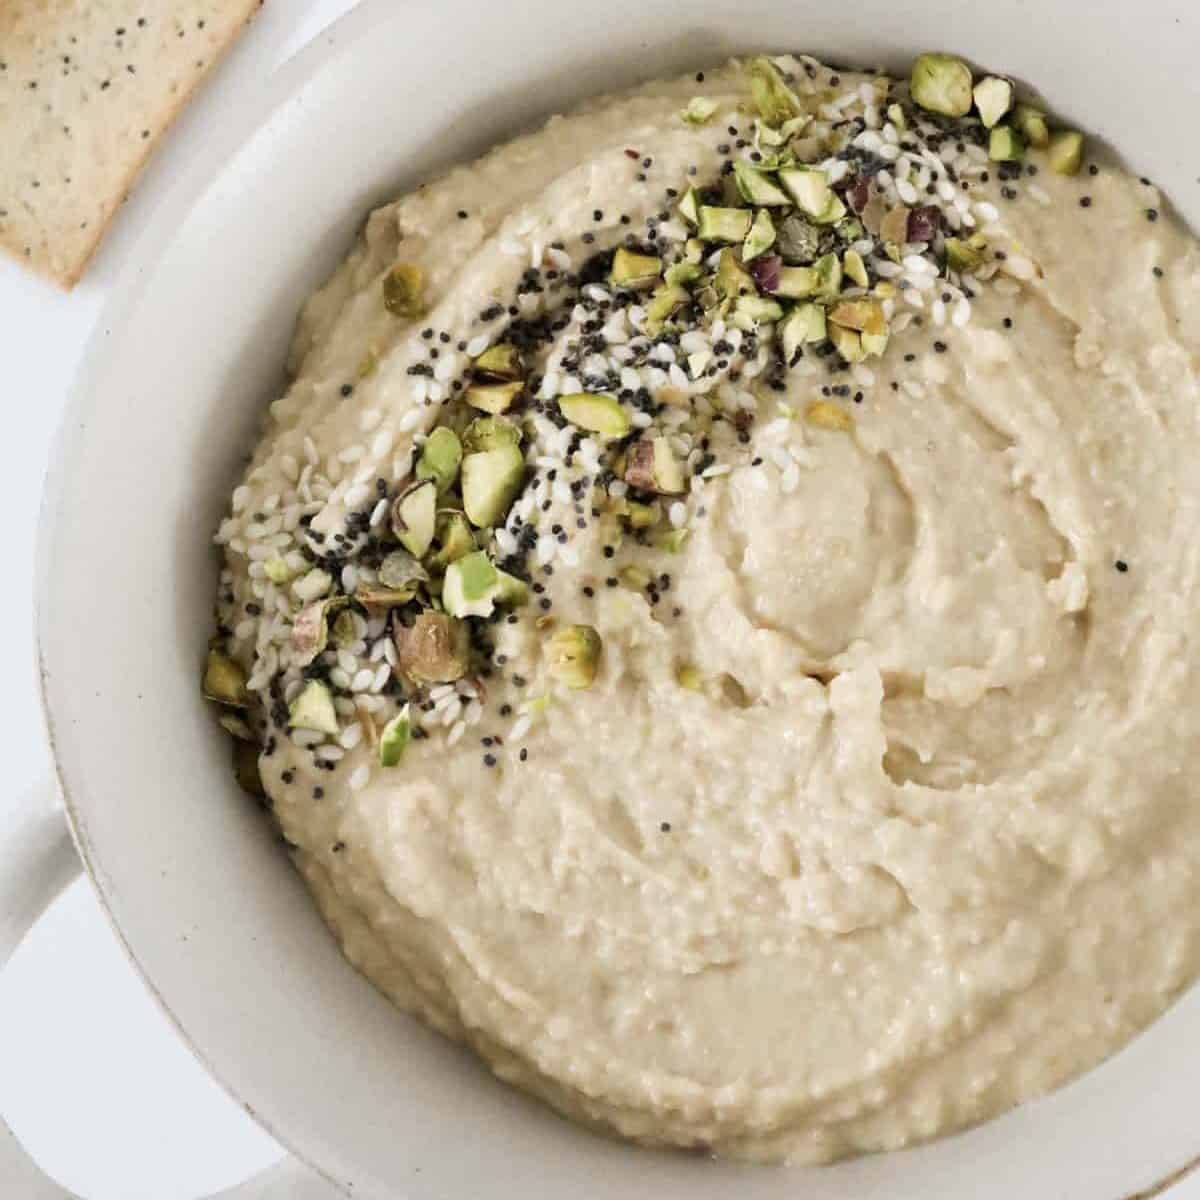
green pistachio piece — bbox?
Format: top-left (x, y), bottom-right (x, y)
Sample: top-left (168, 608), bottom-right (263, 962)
top-left (293, 567), bottom-right (333, 603)
top-left (462, 443), bottom-right (525, 528)
top-left (861, 329), bottom-right (889, 358)
top-left (288, 680), bottom-right (339, 735)
top-left (828, 298), bottom-right (887, 336)
top-left (427, 509), bottom-right (476, 571)
top-left (610, 247), bottom-right (664, 289)
top-left (354, 583), bottom-right (418, 612)
top-left (292, 596), bottom-right (349, 667)
top-left (742, 208), bottom-right (777, 261)
top-left (232, 740), bottom-right (265, 798)
top-left (829, 323), bottom-right (866, 363)
top-left (665, 260), bottom-right (703, 287)
top-left (624, 437), bottom-right (686, 495)
top-left (379, 705), bottom-right (412, 768)
top-left (331, 609), bottom-right (358, 649)
top-left (778, 167), bottom-right (832, 220)
top-left (618, 565), bottom-right (651, 590)
top-left (813, 251), bottom-right (843, 300)
top-left (415, 426), bottom-right (463, 493)
top-left (676, 664), bottom-right (703, 690)
top-left (733, 161), bottom-right (791, 207)
top-left (715, 247), bottom-right (756, 301)
top-left (218, 712), bottom-right (255, 742)
top-left (391, 478), bottom-right (438, 558)
top-left (495, 570), bottom-right (529, 607)
top-left (379, 550), bottom-right (428, 590)
top-left (203, 649), bottom-right (248, 708)
top-left (681, 95), bottom-right (719, 125)
top-left (775, 213), bottom-right (822, 264)
top-left (263, 556), bottom-right (297, 585)
top-left (472, 342), bottom-right (523, 380)
top-left (382, 263), bottom-right (426, 318)
top-left (1047, 129), bottom-right (1085, 175)
top-left (887, 102), bottom-right (908, 132)
top-left (880, 205), bottom-right (911, 247)
top-left (973, 76), bottom-right (1014, 128)
top-left (779, 302), bottom-right (827, 365)
top-left (842, 249), bottom-right (869, 288)
top-left (774, 265), bottom-right (818, 299)
top-left (657, 528), bottom-right (691, 554)
top-left (734, 295), bottom-right (784, 325)
top-left (945, 234), bottom-right (988, 274)
top-left (910, 52), bottom-right (974, 118)
top-left (1012, 104), bottom-right (1050, 148)
top-left (988, 124), bottom-right (1025, 163)
top-left (394, 611), bottom-right (471, 683)
top-left (545, 625), bottom-right (602, 690)
top-left (462, 415), bottom-right (521, 454)
top-left (697, 206), bottom-right (753, 244)
top-left (643, 282), bottom-right (690, 335)
top-left (746, 56), bottom-right (802, 126)
top-left (677, 186), bottom-right (702, 226)
top-left (558, 392), bottom-right (631, 438)
top-left (442, 551), bottom-right (501, 618)
top-left (464, 380), bottom-right (523, 414)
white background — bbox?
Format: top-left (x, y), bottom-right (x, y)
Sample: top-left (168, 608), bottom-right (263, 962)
top-left (0, 4), bottom-right (1197, 1197)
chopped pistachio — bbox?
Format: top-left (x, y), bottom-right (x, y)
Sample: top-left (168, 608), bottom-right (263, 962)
top-left (746, 55), bottom-right (802, 126)
top-left (774, 265), bottom-right (818, 299)
top-left (754, 113), bottom-right (810, 148)
top-left (495, 569), bottom-right (529, 607)
top-left (778, 168), bottom-right (844, 223)
top-left (442, 551), bottom-right (501, 618)
top-left (232, 740), bottom-right (264, 798)
top-left (379, 550), bottom-right (429, 590)
top-left (945, 234), bottom-right (987, 274)
top-left (677, 186), bottom-right (701, 226)
top-left (379, 706), bottom-right (412, 768)
top-left (462, 415), bottom-right (521, 454)
top-left (263, 556), bottom-right (297, 585)
top-left (292, 596), bottom-right (348, 667)
top-left (988, 124), bottom-right (1025, 163)
top-left (776, 213), bottom-right (821, 264)
top-left (813, 251), bottom-right (843, 300)
top-left (392, 478), bottom-right (437, 558)
top-left (665, 260), bottom-right (703, 287)
top-left (610, 246), bottom-right (664, 289)
top-left (331, 609), bottom-right (358, 649)
top-left (714, 673), bottom-right (751, 709)
top-left (886, 102), bottom-right (907, 132)
top-left (462, 443), bottom-right (525, 528)
top-left (687, 349), bottom-right (712, 377)
top-left (382, 263), bottom-right (425, 318)
top-left (676, 664), bottom-right (703, 691)
top-left (973, 76), bottom-right (1014, 128)
top-left (697, 206), bottom-right (753, 244)
top-left (464, 380), bottom-right (523, 414)
top-left (715, 247), bottom-right (755, 301)
top-left (289, 680), bottom-right (339, 735)
top-left (545, 625), bottom-right (602, 689)
top-left (861, 329), bottom-right (890, 358)
top-left (779, 303), bottom-right (827, 363)
top-left (643, 283), bottom-right (690, 334)
top-left (218, 712), bottom-right (255, 742)
top-left (415, 426), bottom-right (463, 493)
top-left (742, 208), bottom-right (777, 261)
top-left (624, 437), bottom-right (686, 495)
top-left (1012, 103), bottom-right (1050, 148)
top-left (734, 295), bottom-right (785, 325)
top-left (681, 95), bottom-right (719, 125)
top-left (806, 399), bottom-right (854, 431)
top-left (428, 510), bottom-right (476, 571)
top-left (619, 565), bottom-right (652, 590)
top-left (472, 342), bottom-right (523, 380)
top-left (354, 583), bottom-right (418, 612)
top-left (203, 648), bottom-right (248, 707)
top-left (610, 496), bottom-right (657, 529)
top-left (733, 161), bottom-right (791, 207)
top-left (880, 205), bottom-right (911, 247)
top-left (909, 52), bottom-right (974, 117)
top-left (558, 392), bottom-right (631, 438)
top-left (357, 347), bottom-right (380, 380)
top-left (843, 249), bottom-right (869, 288)
top-left (1047, 129), bottom-right (1085, 175)
top-left (828, 298), bottom-right (887, 336)
top-left (395, 611), bottom-right (470, 683)
top-left (828, 323), bottom-right (866, 363)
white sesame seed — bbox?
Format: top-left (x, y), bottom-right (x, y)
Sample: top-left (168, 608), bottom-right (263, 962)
top-left (370, 498), bottom-right (389, 528)
top-left (668, 502), bottom-right (687, 528)
top-left (371, 430), bottom-right (393, 458)
top-left (234, 618), bottom-right (255, 641)
top-left (316, 744), bottom-right (345, 763)
top-left (399, 408), bottom-right (422, 432)
top-left (631, 410), bottom-right (653, 428)
top-left (340, 723), bottom-right (364, 750)
top-left (932, 298), bottom-right (947, 326)
top-left (330, 667), bottom-right (352, 690)
top-left (509, 716), bottom-right (532, 743)
top-left (337, 649), bottom-right (357, 674)
top-left (442, 697), bottom-right (463, 726)
top-left (303, 437), bottom-right (320, 466)
top-left (993, 277), bottom-right (1021, 296)
top-left (349, 764), bottom-right (371, 791)
top-left (878, 143), bottom-right (900, 162)
top-left (465, 699), bottom-right (483, 725)
top-left (292, 729), bottom-right (324, 748)
top-left (952, 298), bottom-right (972, 327)
top-left (536, 536), bottom-right (557, 566)
top-left (447, 721), bottom-right (466, 747)
top-left (974, 201), bottom-right (1001, 224)
top-left (344, 484), bottom-right (369, 508)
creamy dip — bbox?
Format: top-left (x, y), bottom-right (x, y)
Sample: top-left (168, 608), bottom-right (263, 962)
top-left (205, 53), bottom-right (1200, 1163)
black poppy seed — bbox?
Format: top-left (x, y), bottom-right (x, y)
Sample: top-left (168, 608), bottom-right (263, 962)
top-left (891, 381), bottom-right (900, 392)
top-left (1089, 164), bottom-right (1100, 176)
top-left (1079, 196), bottom-right (1092, 208)
top-left (605, 577), bottom-right (618, 588)
top-left (903, 352), bottom-right (916, 363)
top-left (340, 383), bottom-right (353, 397)
top-left (313, 787), bottom-right (324, 799)
top-left (603, 545), bottom-right (615, 558)
top-left (281, 769), bottom-right (294, 784)
top-left (1146, 208), bottom-right (1159, 222)
top-left (1003, 316), bottom-right (1013, 329)
top-left (457, 209), bottom-right (468, 219)
top-left (482, 736), bottom-right (494, 747)
top-left (660, 821), bottom-right (671, 833)
top-left (933, 340), bottom-right (947, 353)
top-left (1115, 559), bottom-right (1129, 573)
top-left (519, 748), bottom-right (529, 762)
top-left (1153, 266), bottom-right (1164, 278)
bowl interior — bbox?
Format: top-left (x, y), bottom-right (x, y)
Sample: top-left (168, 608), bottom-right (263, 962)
top-left (38, 1), bottom-right (1200, 1197)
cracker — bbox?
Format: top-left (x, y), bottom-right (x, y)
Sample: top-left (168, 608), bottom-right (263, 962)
top-left (0, 0), bottom-right (263, 287)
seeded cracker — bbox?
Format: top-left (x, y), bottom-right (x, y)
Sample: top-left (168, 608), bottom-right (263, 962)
top-left (0, 0), bottom-right (264, 288)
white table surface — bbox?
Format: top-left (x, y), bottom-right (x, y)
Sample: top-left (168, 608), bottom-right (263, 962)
top-left (1, 5), bottom-right (1197, 1197)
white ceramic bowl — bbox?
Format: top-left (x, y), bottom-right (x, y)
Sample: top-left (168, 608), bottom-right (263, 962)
top-left (7, 0), bottom-right (1200, 1196)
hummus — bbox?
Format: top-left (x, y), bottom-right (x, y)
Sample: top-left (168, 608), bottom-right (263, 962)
top-left (205, 53), bottom-right (1200, 1163)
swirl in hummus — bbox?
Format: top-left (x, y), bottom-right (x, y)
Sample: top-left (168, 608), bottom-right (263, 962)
top-left (204, 53), bottom-right (1200, 1163)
